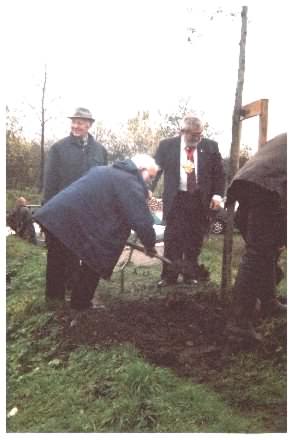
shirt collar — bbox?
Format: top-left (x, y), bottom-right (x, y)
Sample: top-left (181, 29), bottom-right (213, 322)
top-left (181, 135), bottom-right (201, 150)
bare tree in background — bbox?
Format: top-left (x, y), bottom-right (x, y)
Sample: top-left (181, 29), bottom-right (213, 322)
top-left (25, 65), bottom-right (60, 192)
top-left (39, 66), bottom-right (47, 192)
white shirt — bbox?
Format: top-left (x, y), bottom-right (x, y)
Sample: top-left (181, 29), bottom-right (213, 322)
top-left (179, 136), bottom-right (198, 191)
top-left (178, 136), bottom-right (222, 203)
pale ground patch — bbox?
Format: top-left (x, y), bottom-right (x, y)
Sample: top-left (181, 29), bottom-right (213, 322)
top-left (117, 242), bottom-right (164, 267)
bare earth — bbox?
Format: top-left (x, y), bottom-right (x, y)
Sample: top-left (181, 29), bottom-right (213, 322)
top-left (118, 243), bottom-right (164, 267)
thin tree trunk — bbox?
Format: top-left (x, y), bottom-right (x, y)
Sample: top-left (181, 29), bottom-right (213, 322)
top-left (221, 6), bottom-right (248, 298)
top-left (39, 67), bottom-right (47, 193)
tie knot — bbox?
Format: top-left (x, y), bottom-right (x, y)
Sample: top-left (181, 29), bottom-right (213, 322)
top-left (186, 146), bottom-right (195, 152)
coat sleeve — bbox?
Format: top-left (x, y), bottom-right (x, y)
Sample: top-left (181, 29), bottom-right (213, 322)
top-left (116, 178), bottom-right (156, 249)
top-left (95, 141), bottom-right (108, 165)
top-left (102, 146), bottom-right (108, 165)
top-left (43, 145), bottom-right (61, 203)
top-left (151, 140), bottom-right (165, 192)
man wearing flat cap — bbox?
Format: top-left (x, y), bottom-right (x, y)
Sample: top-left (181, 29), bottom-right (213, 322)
top-left (43, 107), bottom-right (108, 203)
top-left (42, 107), bottom-right (108, 304)
top-left (152, 115), bottom-right (225, 286)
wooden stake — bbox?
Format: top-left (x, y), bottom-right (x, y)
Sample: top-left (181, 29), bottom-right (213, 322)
top-left (258, 99), bottom-right (268, 149)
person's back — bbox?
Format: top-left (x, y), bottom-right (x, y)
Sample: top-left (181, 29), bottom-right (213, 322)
top-left (226, 133), bottom-right (287, 341)
top-left (35, 159), bottom-right (156, 278)
top-left (33, 154), bottom-right (158, 312)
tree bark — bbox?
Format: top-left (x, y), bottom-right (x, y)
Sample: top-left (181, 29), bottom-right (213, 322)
top-left (39, 67), bottom-right (47, 193)
top-left (221, 6), bottom-right (248, 298)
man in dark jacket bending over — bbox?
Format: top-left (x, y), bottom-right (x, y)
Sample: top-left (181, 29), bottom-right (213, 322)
top-left (34, 154), bottom-right (159, 311)
top-left (226, 133), bottom-right (287, 341)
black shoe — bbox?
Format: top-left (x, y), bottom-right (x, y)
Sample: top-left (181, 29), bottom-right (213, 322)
top-left (183, 278), bottom-right (198, 286)
top-left (157, 279), bottom-right (177, 288)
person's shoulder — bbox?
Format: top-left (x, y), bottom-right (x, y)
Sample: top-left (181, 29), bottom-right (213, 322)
top-left (88, 134), bottom-right (107, 151)
top-left (202, 138), bottom-right (219, 151)
top-left (203, 138), bottom-right (218, 147)
top-left (50, 136), bottom-right (71, 150)
top-left (159, 136), bottom-right (180, 147)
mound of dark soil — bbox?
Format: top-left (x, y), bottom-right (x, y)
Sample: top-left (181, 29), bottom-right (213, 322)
top-left (48, 289), bottom-right (286, 382)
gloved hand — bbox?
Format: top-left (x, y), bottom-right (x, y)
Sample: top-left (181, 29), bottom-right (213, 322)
top-left (144, 246), bottom-right (157, 257)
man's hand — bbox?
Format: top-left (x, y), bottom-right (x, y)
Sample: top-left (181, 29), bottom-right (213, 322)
top-left (209, 195), bottom-right (222, 210)
top-left (144, 246), bottom-right (158, 257)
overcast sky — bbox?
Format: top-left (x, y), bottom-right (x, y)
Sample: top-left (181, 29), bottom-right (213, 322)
top-left (4, 0), bottom-right (289, 156)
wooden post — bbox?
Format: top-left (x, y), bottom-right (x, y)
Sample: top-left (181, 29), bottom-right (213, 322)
top-left (258, 99), bottom-right (268, 149)
top-left (221, 6), bottom-right (248, 298)
top-left (240, 98), bottom-right (269, 150)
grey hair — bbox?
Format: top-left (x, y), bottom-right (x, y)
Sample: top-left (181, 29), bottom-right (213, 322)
top-left (131, 153), bottom-right (160, 172)
top-left (180, 114), bottom-right (203, 131)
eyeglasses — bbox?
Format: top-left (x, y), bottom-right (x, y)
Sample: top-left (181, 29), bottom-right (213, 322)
top-left (182, 129), bottom-right (202, 136)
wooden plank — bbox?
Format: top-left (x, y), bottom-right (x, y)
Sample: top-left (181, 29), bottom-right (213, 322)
top-left (240, 99), bottom-right (262, 119)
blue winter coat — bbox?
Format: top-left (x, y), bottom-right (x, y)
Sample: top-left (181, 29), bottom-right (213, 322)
top-left (34, 160), bottom-right (156, 278)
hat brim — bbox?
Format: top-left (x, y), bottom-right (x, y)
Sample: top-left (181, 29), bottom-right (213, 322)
top-left (68, 116), bottom-right (95, 122)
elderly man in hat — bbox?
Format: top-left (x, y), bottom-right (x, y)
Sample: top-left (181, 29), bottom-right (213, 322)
top-left (43, 107), bottom-right (108, 203)
top-left (151, 115), bottom-right (225, 286)
top-left (42, 107), bottom-right (108, 291)
top-left (34, 154), bottom-right (159, 311)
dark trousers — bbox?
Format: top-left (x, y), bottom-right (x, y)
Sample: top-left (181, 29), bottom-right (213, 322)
top-left (233, 200), bottom-right (286, 318)
top-left (45, 232), bottom-right (100, 310)
top-left (162, 191), bottom-right (207, 281)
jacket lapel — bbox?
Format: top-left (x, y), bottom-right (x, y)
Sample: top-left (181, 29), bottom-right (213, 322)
top-left (197, 138), bottom-right (206, 180)
top-left (173, 137), bottom-right (181, 182)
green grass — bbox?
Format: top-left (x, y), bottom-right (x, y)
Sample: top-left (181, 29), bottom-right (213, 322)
top-left (8, 345), bottom-right (257, 433)
top-left (6, 234), bottom-right (287, 433)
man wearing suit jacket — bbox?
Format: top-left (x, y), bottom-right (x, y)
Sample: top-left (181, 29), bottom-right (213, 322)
top-left (152, 115), bottom-right (225, 286)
